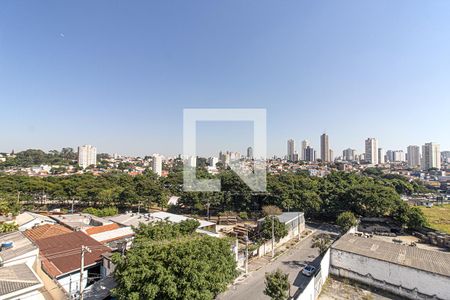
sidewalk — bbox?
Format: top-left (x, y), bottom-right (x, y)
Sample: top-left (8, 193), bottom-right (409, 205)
top-left (239, 229), bottom-right (314, 278)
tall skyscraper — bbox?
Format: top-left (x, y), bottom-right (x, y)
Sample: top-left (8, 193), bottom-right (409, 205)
top-left (305, 146), bottom-right (316, 162)
top-left (342, 148), bottom-right (356, 161)
top-left (77, 145), bottom-right (97, 169)
top-left (421, 143), bottom-right (441, 170)
top-left (365, 138), bottom-right (378, 165)
top-left (320, 133), bottom-right (330, 162)
top-left (407, 145), bottom-right (421, 168)
top-left (287, 139), bottom-right (295, 161)
top-left (247, 147), bottom-right (253, 159)
top-left (393, 150), bottom-right (406, 162)
top-left (300, 140), bottom-right (310, 160)
top-left (152, 154), bottom-right (163, 176)
top-left (378, 148), bottom-right (385, 164)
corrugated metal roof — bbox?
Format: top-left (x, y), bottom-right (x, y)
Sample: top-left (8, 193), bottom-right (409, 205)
top-left (0, 263), bottom-right (42, 296)
top-left (90, 227), bottom-right (134, 243)
top-left (332, 234), bottom-right (450, 278)
top-left (33, 231), bottom-right (111, 278)
top-left (0, 231), bottom-right (37, 262)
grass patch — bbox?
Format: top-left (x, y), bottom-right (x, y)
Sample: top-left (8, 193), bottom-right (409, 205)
top-left (419, 204), bottom-right (450, 234)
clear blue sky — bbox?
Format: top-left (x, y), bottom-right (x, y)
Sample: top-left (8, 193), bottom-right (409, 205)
top-left (1, 0), bottom-right (449, 157)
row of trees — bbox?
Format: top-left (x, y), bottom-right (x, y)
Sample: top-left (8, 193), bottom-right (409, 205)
top-left (0, 168), bottom-right (429, 229)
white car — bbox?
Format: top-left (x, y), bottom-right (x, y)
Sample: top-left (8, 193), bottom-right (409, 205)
top-left (302, 265), bottom-right (316, 277)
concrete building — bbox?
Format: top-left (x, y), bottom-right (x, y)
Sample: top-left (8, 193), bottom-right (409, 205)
top-left (320, 133), bottom-right (330, 162)
top-left (331, 234), bottom-right (450, 300)
top-left (287, 139), bottom-right (295, 161)
top-left (77, 145), bottom-right (97, 169)
top-left (386, 150), bottom-right (394, 162)
top-left (378, 148), bottom-right (385, 164)
top-left (407, 145), bottom-right (421, 168)
top-left (247, 147), bottom-right (253, 159)
top-left (365, 138), bottom-right (378, 165)
top-left (393, 150), bottom-right (406, 162)
top-left (207, 157), bottom-right (219, 168)
top-left (304, 146), bottom-right (316, 162)
top-left (152, 154), bottom-right (163, 176)
top-left (300, 140), bottom-right (309, 161)
top-left (185, 156), bottom-right (196, 168)
top-left (422, 142), bottom-right (441, 170)
top-left (342, 148), bottom-right (356, 161)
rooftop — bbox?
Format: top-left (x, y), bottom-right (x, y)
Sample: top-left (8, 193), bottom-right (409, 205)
top-left (332, 233), bottom-right (450, 278)
top-left (89, 226), bottom-right (134, 243)
top-left (0, 231), bottom-right (37, 263)
top-left (24, 224), bottom-right (72, 241)
top-left (85, 223), bottom-right (120, 235)
top-left (0, 263), bottom-right (43, 298)
top-left (32, 231), bottom-right (111, 278)
top-left (108, 212), bottom-right (215, 229)
top-left (14, 211), bottom-right (55, 227)
top-left (51, 213), bottom-right (112, 231)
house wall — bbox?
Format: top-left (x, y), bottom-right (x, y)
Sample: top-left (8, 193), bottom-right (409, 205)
top-left (57, 270), bottom-right (88, 298)
top-left (294, 249), bottom-right (331, 300)
top-left (35, 259), bottom-right (68, 300)
top-left (19, 219), bottom-right (55, 231)
top-left (330, 249), bottom-right (450, 300)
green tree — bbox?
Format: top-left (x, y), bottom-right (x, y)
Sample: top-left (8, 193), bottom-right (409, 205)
top-left (264, 269), bottom-right (290, 300)
top-left (336, 211), bottom-right (357, 233)
top-left (311, 233), bottom-right (332, 254)
top-left (0, 223), bottom-right (18, 233)
top-left (407, 207), bottom-right (428, 230)
top-left (260, 217), bottom-right (288, 242)
top-left (112, 221), bottom-right (236, 300)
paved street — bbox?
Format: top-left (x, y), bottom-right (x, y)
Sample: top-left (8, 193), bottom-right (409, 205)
top-left (217, 224), bottom-right (338, 300)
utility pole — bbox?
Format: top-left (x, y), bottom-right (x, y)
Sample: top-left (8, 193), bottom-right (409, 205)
top-left (298, 212), bottom-right (301, 241)
top-left (271, 215), bottom-right (275, 258)
top-left (71, 198), bottom-right (75, 214)
top-left (79, 245), bottom-right (91, 300)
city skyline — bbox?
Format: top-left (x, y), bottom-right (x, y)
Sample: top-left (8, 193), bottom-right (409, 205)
top-left (1, 1), bottom-right (450, 156)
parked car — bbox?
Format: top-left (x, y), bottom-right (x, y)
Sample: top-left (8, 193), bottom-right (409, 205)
top-left (302, 265), bottom-right (316, 277)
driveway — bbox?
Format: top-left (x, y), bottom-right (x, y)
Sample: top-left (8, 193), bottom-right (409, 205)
top-left (217, 224), bottom-right (338, 300)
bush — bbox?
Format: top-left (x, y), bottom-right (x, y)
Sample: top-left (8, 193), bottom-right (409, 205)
top-left (336, 211), bottom-right (357, 233)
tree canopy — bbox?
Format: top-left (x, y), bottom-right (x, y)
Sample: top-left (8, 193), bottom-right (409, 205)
top-left (112, 220), bottom-right (237, 300)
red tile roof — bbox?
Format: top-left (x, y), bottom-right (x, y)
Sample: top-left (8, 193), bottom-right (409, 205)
top-left (33, 231), bottom-right (111, 278)
top-left (24, 224), bottom-right (72, 241)
top-left (84, 223), bottom-right (120, 235)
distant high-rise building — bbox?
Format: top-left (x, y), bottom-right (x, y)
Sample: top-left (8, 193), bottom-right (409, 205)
top-left (305, 146), bottom-right (316, 162)
top-left (393, 150), bottom-right (406, 162)
top-left (421, 143), bottom-right (441, 170)
top-left (407, 145), bottom-right (421, 168)
top-left (320, 133), bottom-right (330, 162)
top-left (365, 138), bottom-right (378, 165)
top-left (378, 148), bottom-right (385, 164)
top-left (77, 145), bottom-right (97, 169)
top-left (152, 154), bottom-right (163, 176)
top-left (441, 151), bottom-right (450, 163)
top-left (186, 156), bottom-right (197, 168)
top-left (329, 149), bottom-right (334, 162)
top-left (208, 157), bottom-right (219, 168)
top-left (287, 139), bottom-right (295, 161)
top-left (300, 140), bottom-right (309, 160)
top-left (247, 147), bottom-right (253, 159)
top-left (386, 150), bottom-right (394, 162)
top-left (342, 148), bottom-right (356, 161)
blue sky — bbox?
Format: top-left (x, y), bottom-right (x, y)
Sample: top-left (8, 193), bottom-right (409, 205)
top-left (0, 0), bottom-right (449, 157)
